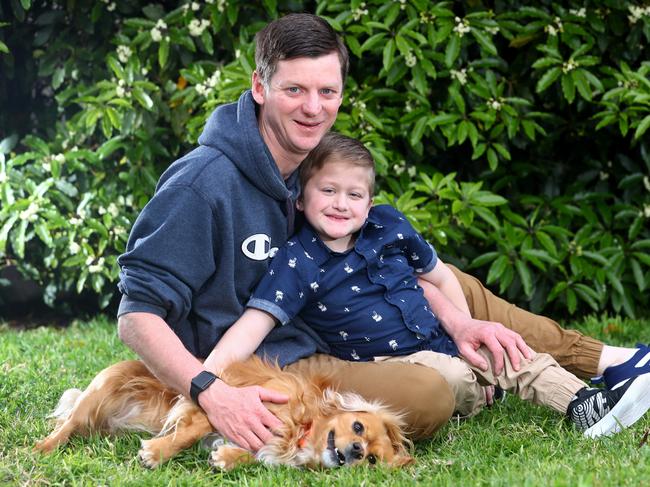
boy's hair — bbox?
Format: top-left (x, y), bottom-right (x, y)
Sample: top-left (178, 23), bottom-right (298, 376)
top-left (254, 13), bottom-right (349, 88)
top-left (300, 132), bottom-right (376, 195)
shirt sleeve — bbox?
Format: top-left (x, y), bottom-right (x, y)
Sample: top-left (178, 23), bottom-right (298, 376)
top-left (383, 205), bottom-right (438, 274)
top-left (247, 243), bottom-right (310, 325)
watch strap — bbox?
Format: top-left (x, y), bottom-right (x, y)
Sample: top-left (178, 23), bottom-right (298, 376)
top-left (190, 370), bottom-right (218, 405)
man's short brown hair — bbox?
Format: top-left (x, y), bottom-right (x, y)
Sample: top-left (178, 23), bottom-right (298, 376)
top-left (254, 13), bottom-right (349, 88)
top-left (300, 132), bottom-right (376, 195)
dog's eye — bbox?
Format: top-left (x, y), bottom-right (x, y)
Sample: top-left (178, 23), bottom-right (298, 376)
top-left (367, 454), bottom-right (377, 465)
top-left (352, 421), bottom-right (364, 435)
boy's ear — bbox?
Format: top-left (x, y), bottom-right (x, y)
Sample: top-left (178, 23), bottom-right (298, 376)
top-left (296, 197), bottom-right (304, 211)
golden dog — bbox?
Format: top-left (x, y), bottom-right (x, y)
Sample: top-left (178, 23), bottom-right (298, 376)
top-left (35, 357), bottom-right (413, 469)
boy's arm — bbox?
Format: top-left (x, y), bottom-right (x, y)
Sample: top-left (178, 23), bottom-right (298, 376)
top-left (418, 259), bottom-right (471, 317)
top-left (203, 308), bottom-right (277, 375)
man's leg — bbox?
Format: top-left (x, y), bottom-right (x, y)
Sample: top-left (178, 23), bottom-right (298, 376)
top-left (283, 354), bottom-right (455, 440)
top-left (448, 265), bottom-right (603, 378)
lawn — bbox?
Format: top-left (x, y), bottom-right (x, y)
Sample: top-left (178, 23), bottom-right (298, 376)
top-left (2, 315), bottom-right (650, 486)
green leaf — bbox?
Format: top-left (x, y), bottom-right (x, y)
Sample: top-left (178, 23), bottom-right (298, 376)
top-left (515, 259), bottom-right (533, 297)
top-left (487, 147), bottom-right (498, 171)
top-left (631, 259), bottom-right (646, 292)
top-left (0, 40), bottom-right (8, 54)
top-left (471, 29), bottom-right (497, 55)
top-left (0, 214), bottom-right (18, 253)
top-left (536, 67), bottom-right (561, 93)
top-left (566, 288), bottom-right (577, 314)
top-left (634, 114), bottom-right (650, 140)
top-left (158, 37), bottom-right (170, 69)
top-left (470, 251), bottom-right (499, 268)
top-left (445, 34), bottom-right (461, 68)
top-left (487, 254), bottom-right (509, 285)
top-left (561, 74), bottom-right (575, 103)
top-left (201, 31), bottom-right (214, 55)
top-left (132, 87), bottom-right (154, 110)
top-left (382, 39), bottom-right (396, 71)
top-left (572, 69), bottom-right (591, 101)
top-left (34, 222), bottom-right (53, 247)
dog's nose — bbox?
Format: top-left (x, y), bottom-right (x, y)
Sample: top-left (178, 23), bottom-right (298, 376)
top-left (350, 442), bottom-right (364, 460)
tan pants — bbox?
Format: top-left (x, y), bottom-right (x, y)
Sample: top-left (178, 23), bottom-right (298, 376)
top-left (285, 267), bottom-right (605, 439)
top-left (376, 348), bottom-right (586, 417)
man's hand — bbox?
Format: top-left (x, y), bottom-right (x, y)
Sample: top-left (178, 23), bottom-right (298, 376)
top-left (198, 380), bottom-right (288, 452)
top-left (449, 315), bottom-right (533, 375)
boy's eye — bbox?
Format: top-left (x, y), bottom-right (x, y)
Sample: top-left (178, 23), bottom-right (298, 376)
top-left (350, 192), bottom-right (362, 199)
top-left (322, 188), bottom-right (334, 194)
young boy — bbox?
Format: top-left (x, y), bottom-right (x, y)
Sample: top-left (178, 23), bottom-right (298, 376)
top-left (207, 133), bottom-right (650, 438)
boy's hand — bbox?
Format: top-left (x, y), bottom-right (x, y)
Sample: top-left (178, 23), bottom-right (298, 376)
top-left (199, 380), bottom-right (288, 452)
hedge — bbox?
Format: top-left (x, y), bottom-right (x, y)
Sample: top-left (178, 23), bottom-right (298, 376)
top-left (0, 0), bottom-right (649, 318)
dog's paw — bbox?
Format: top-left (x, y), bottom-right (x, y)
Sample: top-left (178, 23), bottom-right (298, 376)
top-left (138, 439), bottom-right (161, 469)
top-left (209, 445), bottom-right (254, 471)
top-left (208, 446), bottom-right (229, 470)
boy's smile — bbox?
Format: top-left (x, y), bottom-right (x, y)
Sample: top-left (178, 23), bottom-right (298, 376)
top-left (297, 159), bottom-right (373, 253)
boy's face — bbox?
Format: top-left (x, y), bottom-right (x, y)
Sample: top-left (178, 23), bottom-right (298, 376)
top-left (297, 159), bottom-right (373, 251)
top-left (252, 53), bottom-right (343, 167)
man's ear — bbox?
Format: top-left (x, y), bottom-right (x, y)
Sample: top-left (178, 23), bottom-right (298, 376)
top-left (251, 71), bottom-right (265, 105)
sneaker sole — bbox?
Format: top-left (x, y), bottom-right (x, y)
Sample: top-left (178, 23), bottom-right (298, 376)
top-left (584, 373), bottom-right (650, 438)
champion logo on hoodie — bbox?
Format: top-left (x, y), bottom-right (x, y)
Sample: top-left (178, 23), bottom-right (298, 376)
top-left (241, 233), bottom-right (278, 261)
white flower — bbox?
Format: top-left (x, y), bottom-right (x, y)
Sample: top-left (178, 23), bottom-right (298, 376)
top-left (407, 166), bottom-right (417, 178)
top-left (117, 45), bottom-right (132, 64)
top-left (352, 3), bottom-right (368, 21)
top-left (191, 2), bottom-right (200, 10)
top-left (108, 203), bottom-right (119, 217)
top-left (643, 176), bottom-right (650, 192)
top-left (0, 172), bottom-right (7, 183)
top-left (69, 241), bottom-right (81, 255)
top-left (85, 256), bottom-right (95, 266)
top-left (107, 2), bottom-right (116, 11)
top-left (628, 6), bottom-right (650, 24)
top-left (405, 52), bottom-right (417, 67)
top-left (69, 217), bottom-right (82, 225)
top-left (150, 19), bottom-right (167, 42)
top-left (599, 171), bottom-right (609, 181)
top-left (189, 18), bottom-right (210, 37)
top-left (53, 153), bottom-right (65, 163)
top-left (453, 17), bottom-right (471, 37)
top-left (644, 204), bottom-right (650, 218)
top-left (486, 25), bottom-right (499, 35)
top-left (89, 258), bottom-right (105, 274)
top-left (150, 27), bottom-right (162, 42)
top-left (43, 162), bottom-right (51, 172)
top-left (488, 98), bottom-right (502, 111)
top-left (545, 17), bottom-right (563, 36)
top-left (393, 163), bottom-right (405, 175)
top-left (570, 8), bottom-right (586, 18)
top-left (19, 202), bottom-right (39, 221)
top-left (562, 60), bottom-right (578, 73)
top-left (115, 80), bottom-right (127, 98)
top-left (450, 68), bottom-right (468, 85)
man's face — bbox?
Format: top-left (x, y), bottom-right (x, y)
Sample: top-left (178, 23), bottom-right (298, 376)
top-left (252, 53), bottom-right (343, 169)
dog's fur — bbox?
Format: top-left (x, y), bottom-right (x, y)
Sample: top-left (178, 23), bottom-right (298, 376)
top-left (35, 357), bottom-right (413, 470)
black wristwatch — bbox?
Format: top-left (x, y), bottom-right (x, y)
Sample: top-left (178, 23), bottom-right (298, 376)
top-left (190, 370), bottom-right (219, 405)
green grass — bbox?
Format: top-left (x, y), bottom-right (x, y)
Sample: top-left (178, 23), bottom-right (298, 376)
top-left (2, 315), bottom-right (650, 486)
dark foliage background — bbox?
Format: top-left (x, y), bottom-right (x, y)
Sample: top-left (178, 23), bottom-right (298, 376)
top-left (1, 0), bottom-right (649, 319)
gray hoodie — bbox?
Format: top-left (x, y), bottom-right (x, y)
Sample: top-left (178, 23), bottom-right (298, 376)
top-left (117, 90), bottom-right (328, 365)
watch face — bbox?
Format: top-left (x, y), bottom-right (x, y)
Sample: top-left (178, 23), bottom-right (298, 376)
top-left (195, 371), bottom-right (216, 389)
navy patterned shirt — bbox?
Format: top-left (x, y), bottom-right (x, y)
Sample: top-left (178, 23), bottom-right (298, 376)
top-left (248, 205), bottom-right (459, 361)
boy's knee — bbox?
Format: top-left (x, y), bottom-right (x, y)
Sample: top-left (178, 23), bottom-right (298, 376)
top-left (401, 366), bottom-right (455, 440)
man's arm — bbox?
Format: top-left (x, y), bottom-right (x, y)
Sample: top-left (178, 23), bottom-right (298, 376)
top-left (117, 312), bottom-right (286, 452)
top-left (418, 261), bottom-right (533, 374)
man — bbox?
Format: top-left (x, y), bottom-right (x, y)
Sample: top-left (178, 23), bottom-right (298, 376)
top-left (117, 13), bottom-right (646, 452)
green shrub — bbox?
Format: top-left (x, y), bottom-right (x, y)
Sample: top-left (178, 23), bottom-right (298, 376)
top-left (1, 0), bottom-right (649, 318)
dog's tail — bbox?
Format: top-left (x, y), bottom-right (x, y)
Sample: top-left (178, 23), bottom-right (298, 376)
top-left (47, 388), bottom-right (83, 424)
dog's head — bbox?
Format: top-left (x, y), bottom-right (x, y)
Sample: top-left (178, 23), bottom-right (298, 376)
top-left (303, 389), bottom-right (413, 468)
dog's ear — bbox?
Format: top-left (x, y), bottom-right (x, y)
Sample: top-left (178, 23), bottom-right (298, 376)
top-left (381, 411), bottom-right (413, 461)
top-left (389, 453), bottom-right (415, 467)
